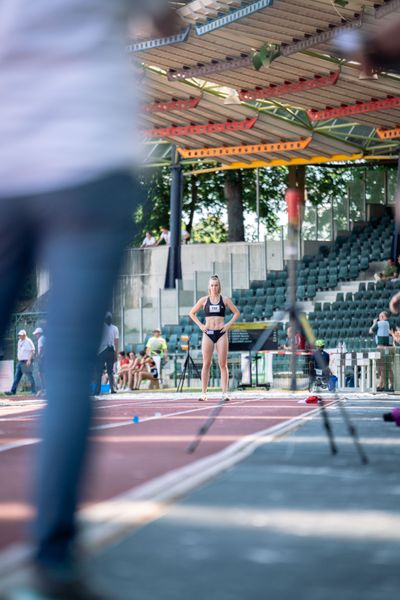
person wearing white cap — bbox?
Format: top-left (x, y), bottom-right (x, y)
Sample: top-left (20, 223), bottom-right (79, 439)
top-left (94, 312), bottom-right (119, 395)
top-left (33, 327), bottom-right (46, 395)
top-left (5, 330), bottom-right (36, 395)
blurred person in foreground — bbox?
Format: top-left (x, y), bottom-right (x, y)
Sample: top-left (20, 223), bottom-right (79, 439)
top-left (0, 1), bottom-right (181, 598)
top-left (336, 19), bottom-right (400, 391)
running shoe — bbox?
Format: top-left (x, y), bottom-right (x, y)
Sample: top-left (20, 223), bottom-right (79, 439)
top-left (222, 393), bottom-right (231, 402)
top-left (198, 394), bottom-right (207, 402)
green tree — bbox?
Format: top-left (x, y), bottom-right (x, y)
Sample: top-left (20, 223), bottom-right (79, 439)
top-left (135, 163), bottom-right (396, 246)
top-left (192, 214), bottom-right (228, 243)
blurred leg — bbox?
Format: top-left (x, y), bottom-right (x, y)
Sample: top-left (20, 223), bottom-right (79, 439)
top-left (105, 349), bottom-right (115, 392)
top-left (10, 362), bottom-right (23, 394)
top-left (34, 172), bottom-right (141, 568)
top-left (25, 365), bottom-right (37, 394)
top-left (94, 352), bottom-right (106, 395)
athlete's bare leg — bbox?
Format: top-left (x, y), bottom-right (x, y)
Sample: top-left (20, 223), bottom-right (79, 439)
top-left (216, 333), bottom-right (229, 393)
top-left (201, 334), bottom-right (214, 394)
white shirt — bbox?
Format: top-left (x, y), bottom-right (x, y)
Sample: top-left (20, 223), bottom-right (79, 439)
top-left (159, 231), bottom-right (170, 245)
top-left (142, 236), bottom-right (156, 247)
top-left (37, 335), bottom-right (46, 358)
top-left (0, 0), bottom-right (165, 197)
top-left (17, 338), bottom-right (35, 361)
top-left (98, 324), bottom-right (119, 354)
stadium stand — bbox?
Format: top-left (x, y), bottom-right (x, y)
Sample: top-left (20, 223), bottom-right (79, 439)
top-left (158, 216), bottom-right (395, 353)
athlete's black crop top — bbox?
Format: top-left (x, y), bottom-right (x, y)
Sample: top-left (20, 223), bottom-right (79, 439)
top-left (204, 296), bottom-right (226, 317)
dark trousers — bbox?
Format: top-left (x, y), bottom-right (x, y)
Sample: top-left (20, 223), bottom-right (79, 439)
top-left (37, 357), bottom-right (45, 391)
top-left (11, 360), bottom-right (36, 394)
top-left (0, 171), bottom-right (141, 567)
top-left (95, 347), bottom-right (115, 394)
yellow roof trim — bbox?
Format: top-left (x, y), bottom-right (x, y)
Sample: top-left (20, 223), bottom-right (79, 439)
top-left (187, 153), bottom-right (367, 175)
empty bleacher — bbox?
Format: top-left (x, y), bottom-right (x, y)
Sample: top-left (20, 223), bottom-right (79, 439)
top-left (155, 215), bottom-right (395, 353)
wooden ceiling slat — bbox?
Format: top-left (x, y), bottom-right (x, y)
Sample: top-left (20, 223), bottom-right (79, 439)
top-left (135, 0), bottom-right (398, 166)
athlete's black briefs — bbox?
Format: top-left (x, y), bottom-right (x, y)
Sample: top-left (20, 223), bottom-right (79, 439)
top-left (205, 329), bottom-right (225, 344)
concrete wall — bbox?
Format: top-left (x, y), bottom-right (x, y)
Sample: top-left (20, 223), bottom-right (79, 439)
top-left (115, 239), bottom-right (285, 311)
top-left (38, 237), bottom-right (327, 338)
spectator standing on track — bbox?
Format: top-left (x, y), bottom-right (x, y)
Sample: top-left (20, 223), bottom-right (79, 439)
top-left (0, 2), bottom-right (182, 597)
top-left (308, 339), bottom-right (330, 390)
top-left (146, 328), bottom-right (168, 384)
top-left (5, 330), bottom-right (36, 396)
top-left (33, 327), bottom-right (46, 396)
top-left (95, 312), bottom-right (119, 395)
top-left (146, 328), bottom-right (168, 360)
top-left (369, 311), bottom-right (394, 391)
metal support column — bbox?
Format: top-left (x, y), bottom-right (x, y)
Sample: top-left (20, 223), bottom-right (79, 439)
top-left (175, 278), bottom-right (180, 324)
top-left (139, 297), bottom-right (144, 343)
top-left (229, 254), bottom-right (234, 297)
top-left (165, 146), bottom-right (183, 289)
top-left (264, 236), bottom-right (268, 278)
top-left (157, 288), bottom-right (162, 330)
top-left (256, 168), bottom-right (260, 242)
top-left (193, 271), bottom-right (198, 305)
top-left (246, 245), bottom-right (251, 288)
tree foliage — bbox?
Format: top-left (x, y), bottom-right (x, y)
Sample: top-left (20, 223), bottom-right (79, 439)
top-left (191, 214), bottom-right (228, 243)
top-left (132, 163), bottom-right (396, 246)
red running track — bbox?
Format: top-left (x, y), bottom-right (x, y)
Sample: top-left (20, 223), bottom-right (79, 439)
top-left (0, 393), bottom-right (316, 552)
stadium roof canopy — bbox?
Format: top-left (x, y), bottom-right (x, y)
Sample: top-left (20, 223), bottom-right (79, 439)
top-left (132, 0), bottom-right (400, 172)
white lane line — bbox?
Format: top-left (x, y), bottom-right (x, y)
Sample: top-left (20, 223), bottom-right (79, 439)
top-left (0, 397), bottom-right (263, 452)
top-left (0, 439), bottom-right (39, 453)
top-left (0, 403), bottom-right (323, 585)
top-left (92, 398), bottom-right (260, 431)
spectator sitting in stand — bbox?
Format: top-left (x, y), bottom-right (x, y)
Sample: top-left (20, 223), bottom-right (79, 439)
top-left (140, 230), bottom-right (156, 248)
top-left (374, 257), bottom-right (398, 282)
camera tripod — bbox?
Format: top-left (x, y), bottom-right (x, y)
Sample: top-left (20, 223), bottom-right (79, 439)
top-left (177, 345), bottom-right (201, 393)
top-left (187, 189), bottom-right (368, 464)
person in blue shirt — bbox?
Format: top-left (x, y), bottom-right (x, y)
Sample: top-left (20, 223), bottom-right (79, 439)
top-left (369, 311), bottom-right (394, 391)
top-left (369, 311), bottom-right (391, 347)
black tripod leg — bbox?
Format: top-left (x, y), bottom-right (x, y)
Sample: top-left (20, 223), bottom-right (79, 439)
top-left (318, 398), bottom-right (338, 456)
top-left (177, 355), bottom-right (188, 393)
top-left (337, 398), bottom-right (368, 464)
top-left (295, 313), bottom-right (338, 456)
top-left (187, 398), bottom-right (226, 454)
top-left (189, 354), bottom-right (201, 380)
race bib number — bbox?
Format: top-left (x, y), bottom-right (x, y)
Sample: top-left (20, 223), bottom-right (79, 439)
top-left (209, 305), bottom-right (220, 313)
